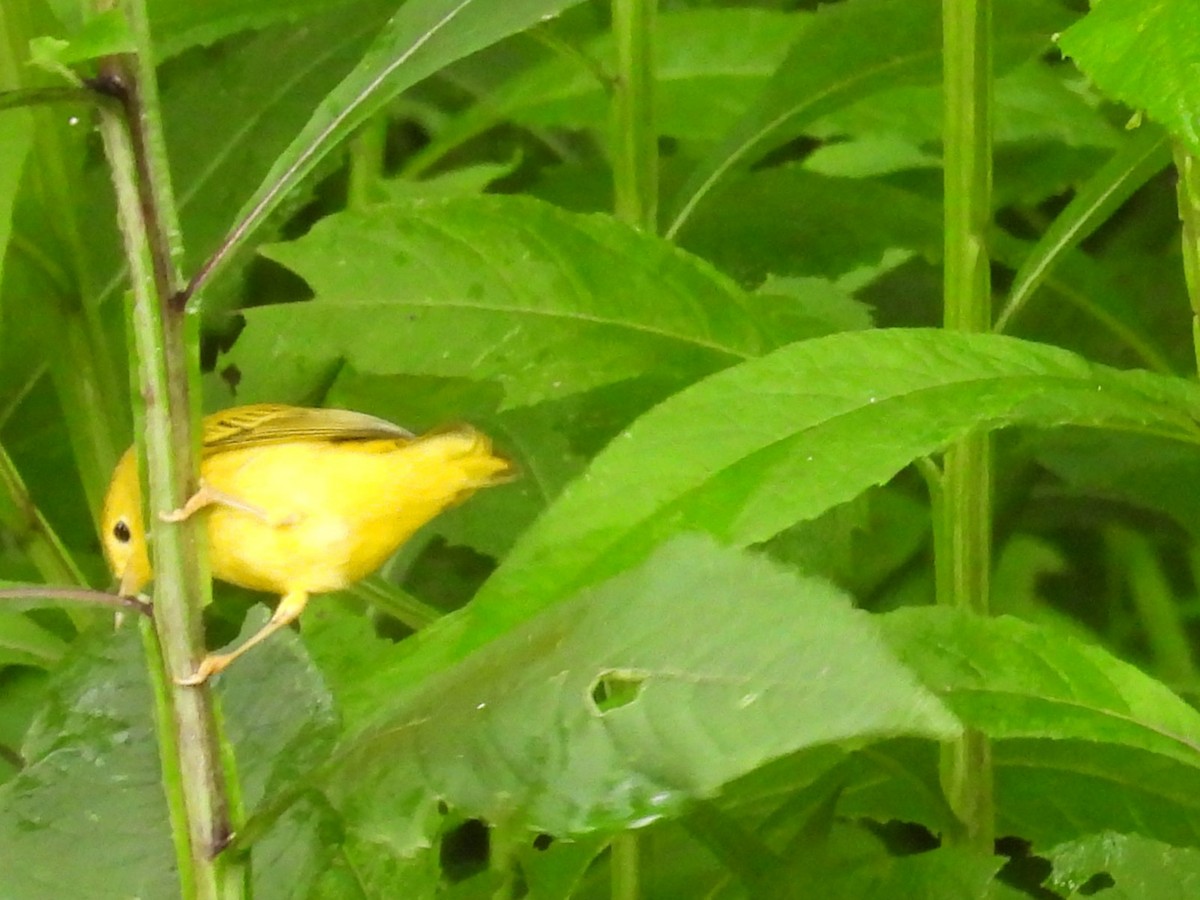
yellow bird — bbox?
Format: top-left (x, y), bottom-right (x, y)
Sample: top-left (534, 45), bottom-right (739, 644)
top-left (101, 404), bottom-right (513, 684)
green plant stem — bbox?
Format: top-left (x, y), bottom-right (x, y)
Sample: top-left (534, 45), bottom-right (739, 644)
top-left (1174, 143), bottom-right (1200, 373)
top-left (348, 115), bottom-right (387, 209)
top-left (95, 2), bottom-right (243, 892)
top-left (98, 96), bottom-right (233, 900)
top-left (939, 0), bottom-right (994, 853)
top-left (611, 0), bottom-right (657, 232)
top-left (611, 832), bottom-right (640, 900)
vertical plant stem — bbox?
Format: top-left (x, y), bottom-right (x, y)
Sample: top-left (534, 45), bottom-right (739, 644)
top-left (611, 0), bottom-right (657, 232)
top-left (608, 7), bottom-right (653, 889)
top-left (348, 116), bottom-right (388, 209)
top-left (94, 0), bottom-right (243, 895)
top-left (1174, 143), bottom-right (1200, 372)
top-left (940, 0), bottom-right (994, 853)
top-left (611, 832), bottom-right (640, 900)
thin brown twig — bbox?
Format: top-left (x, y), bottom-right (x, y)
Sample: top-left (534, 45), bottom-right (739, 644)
top-left (0, 585), bottom-right (152, 616)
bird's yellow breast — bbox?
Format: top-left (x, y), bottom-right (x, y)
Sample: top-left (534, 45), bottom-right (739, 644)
top-left (202, 433), bottom-right (498, 595)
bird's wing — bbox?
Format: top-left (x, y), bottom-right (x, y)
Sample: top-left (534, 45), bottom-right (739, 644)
top-left (202, 404), bottom-right (414, 456)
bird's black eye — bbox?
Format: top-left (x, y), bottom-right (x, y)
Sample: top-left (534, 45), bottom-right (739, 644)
top-left (113, 520), bottom-right (132, 543)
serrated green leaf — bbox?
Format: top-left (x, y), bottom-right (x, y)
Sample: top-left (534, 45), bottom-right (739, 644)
top-left (204, 0), bottom-right (589, 295)
top-left (231, 196), bottom-right (775, 408)
top-left (0, 613), bottom-right (337, 898)
top-left (1058, 0), bottom-right (1200, 157)
top-left (214, 612), bottom-right (341, 899)
top-left (320, 537), bottom-right (957, 854)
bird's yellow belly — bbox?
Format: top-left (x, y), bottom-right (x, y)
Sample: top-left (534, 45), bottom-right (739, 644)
top-left (199, 441), bottom-right (440, 596)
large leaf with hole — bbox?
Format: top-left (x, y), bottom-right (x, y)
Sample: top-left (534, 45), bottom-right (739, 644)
top-left (313, 537), bottom-right (958, 854)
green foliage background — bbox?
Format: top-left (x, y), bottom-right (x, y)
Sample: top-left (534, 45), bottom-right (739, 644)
top-left (4, 0), bottom-right (1200, 896)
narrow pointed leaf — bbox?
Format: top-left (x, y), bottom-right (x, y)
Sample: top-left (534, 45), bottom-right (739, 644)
top-left (194, 0), bottom-right (588, 294)
top-left (996, 125), bottom-right (1172, 332)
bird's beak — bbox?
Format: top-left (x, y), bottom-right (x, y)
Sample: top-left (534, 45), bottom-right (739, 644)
top-left (118, 564), bottom-right (143, 599)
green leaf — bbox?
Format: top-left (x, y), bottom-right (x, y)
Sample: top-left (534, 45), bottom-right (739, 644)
top-left (1031, 429), bottom-right (1200, 539)
top-left (377, 159), bottom-right (518, 202)
top-left (28, 10), bottom-right (134, 70)
top-left (0, 614), bottom-right (337, 898)
top-left (1058, 0), bottom-right (1200, 157)
top-left (996, 125), bottom-right (1173, 333)
top-left (146, 0), bottom-right (368, 60)
top-left (410, 8), bottom-right (807, 173)
top-left (1048, 832), bottom-right (1200, 898)
top-left (0, 631), bottom-right (177, 900)
top-left (232, 196), bottom-right (772, 408)
top-left (447, 329), bottom-right (1200, 661)
top-left (201, 0), bottom-right (589, 295)
top-left (666, 0), bottom-right (1071, 237)
top-left (881, 608), bottom-right (1200, 768)
top-left (156, 2), bottom-right (393, 296)
top-left (0, 109), bottom-right (32, 359)
top-left (0, 610), bottom-right (67, 667)
top-left (215, 610), bottom-right (341, 898)
top-left (679, 167), bottom-right (942, 283)
top-left (813, 60), bottom-right (1119, 153)
top-left (216, 609), bottom-right (339, 810)
top-left (882, 609), bottom-right (1200, 846)
top-left (322, 537), bottom-right (958, 853)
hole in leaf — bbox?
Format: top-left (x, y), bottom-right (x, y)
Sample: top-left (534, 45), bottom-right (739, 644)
top-left (533, 833), bottom-right (553, 852)
top-left (995, 835), bottom-right (1056, 899)
top-left (441, 818), bottom-right (489, 884)
top-left (1079, 873), bottom-right (1116, 895)
top-left (589, 669), bottom-right (647, 713)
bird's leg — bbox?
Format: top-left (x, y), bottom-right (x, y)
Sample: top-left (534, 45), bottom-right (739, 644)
top-left (161, 479), bottom-right (299, 527)
top-left (177, 589), bottom-right (309, 686)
